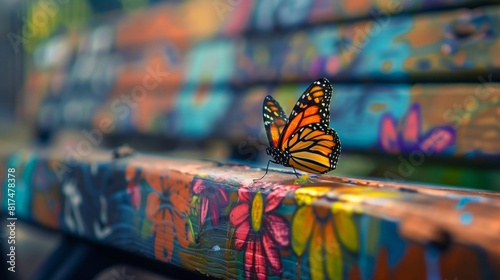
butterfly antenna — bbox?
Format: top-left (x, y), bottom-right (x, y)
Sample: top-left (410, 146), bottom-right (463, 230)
top-left (254, 160), bottom-right (272, 181)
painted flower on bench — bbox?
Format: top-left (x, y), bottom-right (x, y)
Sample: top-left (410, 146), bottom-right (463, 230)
top-left (379, 103), bottom-right (456, 155)
top-left (291, 186), bottom-right (358, 280)
top-left (132, 165), bottom-right (193, 263)
top-left (192, 177), bottom-right (229, 227)
top-left (230, 185), bottom-right (299, 280)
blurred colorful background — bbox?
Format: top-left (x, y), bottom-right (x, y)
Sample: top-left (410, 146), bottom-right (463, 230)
top-left (1, 0), bottom-right (500, 278)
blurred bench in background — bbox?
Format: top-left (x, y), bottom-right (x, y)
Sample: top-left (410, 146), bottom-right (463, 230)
top-left (2, 0), bottom-right (500, 279)
top-left (26, 0), bottom-right (500, 188)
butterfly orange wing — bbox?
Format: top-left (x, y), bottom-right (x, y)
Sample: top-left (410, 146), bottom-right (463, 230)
top-left (263, 95), bottom-right (288, 148)
top-left (280, 78), bottom-right (341, 173)
top-left (284, 124), bottom-right (341, 173)
top-left (279, 78), bottom-right (332, 150)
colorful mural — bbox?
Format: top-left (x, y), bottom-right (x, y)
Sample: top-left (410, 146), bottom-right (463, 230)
top-left (3, 151), bottom-right (500, 279)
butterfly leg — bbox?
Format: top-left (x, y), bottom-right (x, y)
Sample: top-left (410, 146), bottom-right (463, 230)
top-left (254, 160), bottom-right (275, 181)
top-left (292, 166), bottom-right (300, 178)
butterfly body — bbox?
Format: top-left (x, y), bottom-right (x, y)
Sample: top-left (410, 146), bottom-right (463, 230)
top-left (261, 78), bottom-right (341, 176)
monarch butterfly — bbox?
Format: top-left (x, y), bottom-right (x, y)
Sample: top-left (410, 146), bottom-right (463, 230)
top-left (259, 78), bottom-right (341, 179)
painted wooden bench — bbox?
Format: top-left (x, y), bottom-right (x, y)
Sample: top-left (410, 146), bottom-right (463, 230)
top-left (2, 149), bottom-right (500, 279)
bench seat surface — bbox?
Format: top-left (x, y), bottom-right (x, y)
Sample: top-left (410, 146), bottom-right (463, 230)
top-left (2, 150), bottom-right (500, 279)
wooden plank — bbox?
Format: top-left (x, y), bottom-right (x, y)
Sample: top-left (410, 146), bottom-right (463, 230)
top-left (111, 6), bottom-right (500, 84)
top-left (37, 83), bottom-right (500, 160)
top-left (2, 150), bottom-right (500, 279)
top-left (226, 0), bottom-right (500, 33)
top-left (30, 6), bottom-right (500, 92)
top-left (232, 6), bottom-right (500, 83)
top-left (112, 5), bottom-right (500, 83)
top-left (112, 0), bottom-right (500, 45)
top-left (224, 83), bottom-right (500, 159)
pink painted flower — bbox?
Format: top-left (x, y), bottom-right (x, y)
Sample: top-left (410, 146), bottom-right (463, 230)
top-left (193, 179), bottom-right (229, 227)
top-left (230, 185), bottom-right (298, 279)
top-left (380, 103), bottom-right (456, 154)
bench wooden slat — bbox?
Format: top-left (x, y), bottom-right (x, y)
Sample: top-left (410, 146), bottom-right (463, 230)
top-left (36, 83), bottom-right (500, 160)
top-left (114, 0), bottom-right (500, 45)
top-left (232, 6), bottom-right (500, 83)
top-left (2, 150), bottom-right (500, 279)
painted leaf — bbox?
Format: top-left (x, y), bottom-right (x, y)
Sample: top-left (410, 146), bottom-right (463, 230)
top-left (325, 221), bottom-right (342, 280)
top-left (291, 206), bottom-right (314, 256)
top-left (334, 210), bottom-right (358, 252)
top-left (309, 222), bottom-right (325, 280)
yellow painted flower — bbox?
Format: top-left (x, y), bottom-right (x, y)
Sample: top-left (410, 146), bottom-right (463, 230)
top-left (291, 186), bottom-right (358, 280)
top-left (291, 186), bottom-right (400, 279)
top-left (291, 186), bottom-right (401, 279)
